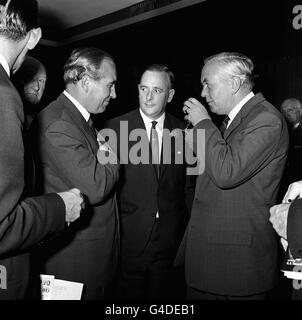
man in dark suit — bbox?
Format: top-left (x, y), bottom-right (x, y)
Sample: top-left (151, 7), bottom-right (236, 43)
top-left (13, 56), bottom-right (47, 198)
top-left (34, 47), bottom-right (119, 300)
top-left (280, 98), bottom-right (302, 193)
top-left (105, 64), bottom-right (195, 299)
top-left (13, 56), bottom-right (47, 129)
top-left (181, 52), bottom-right (288, 299)
top-left (0, 0), bottom-right (83, 300)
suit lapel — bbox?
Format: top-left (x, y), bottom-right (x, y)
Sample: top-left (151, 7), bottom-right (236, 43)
top-left (224, 93), bottom-right (265, 140)
top-left (160, 114), bottom-right (173, 178)
top-left (58, 94), bottom-right (99, 153)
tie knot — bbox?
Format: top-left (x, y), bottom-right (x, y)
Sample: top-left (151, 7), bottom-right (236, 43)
top-left (220, 115), bottom-right (230, 135)
top-left (223, 116), bottom-right (230, 126)
top-left (151, 121), bottom-right (157, 129)
top-left (88, 117), bottom-right (93, 128)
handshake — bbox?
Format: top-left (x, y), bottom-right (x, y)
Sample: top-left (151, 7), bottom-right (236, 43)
top-left (58, 188), bottom-right (84, 224)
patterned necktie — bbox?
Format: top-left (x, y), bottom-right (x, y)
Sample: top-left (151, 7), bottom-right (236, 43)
top-left (220, 115), bottom-right (230, 136)
top-left (150, 120), bottom-right (160, 177)
top-left (88, 117), bottom-right (97, 139)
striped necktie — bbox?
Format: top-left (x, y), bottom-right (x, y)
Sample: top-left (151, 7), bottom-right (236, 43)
top-left (220, 115), bottom-right (230, 136)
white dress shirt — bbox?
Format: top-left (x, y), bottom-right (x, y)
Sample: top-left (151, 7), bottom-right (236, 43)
top-left (227, 92), bottom-right (254, 128)
top-left (63, 90), bottom-right (90, 122)
top-left (0, 54), bottom-right (10, 77)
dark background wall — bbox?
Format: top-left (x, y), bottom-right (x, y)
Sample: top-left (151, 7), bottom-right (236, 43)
top-left (33, 0), bottom-right (302, 128)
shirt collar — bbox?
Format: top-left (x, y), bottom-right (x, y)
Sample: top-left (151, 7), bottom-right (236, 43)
top-left (63, 90), bottom-right (90, 122)
top-left (227, 92), bottom-right (254, 127)
top-left (294, 122), bottom-right (300, 130)
top-left (139, 108), bottom-right (165, 130)
top-left (0, 54), bottom-right (10, 77)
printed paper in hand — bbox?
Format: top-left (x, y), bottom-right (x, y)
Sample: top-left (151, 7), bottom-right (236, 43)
top-left (40, 274), bottom-right (83, 300)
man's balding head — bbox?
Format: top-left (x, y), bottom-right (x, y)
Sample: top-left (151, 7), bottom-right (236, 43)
top-left (15, 56), bottom-right (47, 104)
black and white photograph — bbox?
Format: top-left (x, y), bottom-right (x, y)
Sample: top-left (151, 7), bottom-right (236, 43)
top-left (0, 0), bottom-right (301, 316)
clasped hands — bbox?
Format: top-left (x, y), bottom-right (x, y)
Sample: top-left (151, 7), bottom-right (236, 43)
top-left (182, 97), bottom-right (211, 126)
top-left (58, 188), bottom-right (84, 225)
top-left (269, 181), bottom-right (302, 239)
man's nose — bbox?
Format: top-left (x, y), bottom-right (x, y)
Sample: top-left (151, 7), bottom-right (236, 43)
top-left (32, 80), bottom-right (40, 91)
top-left (201, 86), bottom-right (207, 98)
top-left (110, 86), bottom-right (116, 99)
top-left (146, 90), bottom-right (153, 101)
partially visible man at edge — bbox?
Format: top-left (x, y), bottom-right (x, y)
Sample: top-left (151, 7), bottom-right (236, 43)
top-left (13, 56), bottom-right (47, 129)
top-left (0, 0), bottom-right (83, 300)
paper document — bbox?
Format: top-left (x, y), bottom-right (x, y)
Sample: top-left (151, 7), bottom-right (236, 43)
top-left (40, 274), bottom-right (83, 300)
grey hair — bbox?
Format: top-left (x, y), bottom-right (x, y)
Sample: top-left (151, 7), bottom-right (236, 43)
top-left (63, 47), bottom-right (114, 85)
top-left (204, 52), bottom-right (254, 89)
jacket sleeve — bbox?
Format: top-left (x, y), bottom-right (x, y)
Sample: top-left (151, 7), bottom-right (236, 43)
top-left (41, 120), bottom-right (119, 205)
top-left (192, 111), bottom-right (287, 189)
top-left (0, 86), bottom-right (66, 256)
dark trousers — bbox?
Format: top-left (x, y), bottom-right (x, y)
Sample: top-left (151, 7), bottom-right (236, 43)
top-left (187, 286), bottom-right (266, 300)
top-left (116, 220), bottom-right (185, 300)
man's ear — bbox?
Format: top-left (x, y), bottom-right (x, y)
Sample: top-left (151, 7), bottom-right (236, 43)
top-left (167, 89), bottom-right (175, 103)
top-left (80, 75), bottom-right (90, 93)
top-left (26, 27), bottom-right (42, 50)
top-left (231, 76), bottom-right (241, 94)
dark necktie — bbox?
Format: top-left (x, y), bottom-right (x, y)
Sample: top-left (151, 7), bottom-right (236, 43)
top-left (150, 120), bottom-right (160, 177)
top-left (88, 117), bottom-right (97, 139)
top-left (220, 115), bottom-right (230, 136)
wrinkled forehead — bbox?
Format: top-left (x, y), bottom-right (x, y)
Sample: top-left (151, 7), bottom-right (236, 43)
top-left (201, 62), bottom-right (225, 83)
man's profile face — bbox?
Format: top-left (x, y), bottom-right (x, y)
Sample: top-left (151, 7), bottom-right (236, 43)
top-left (138, 70), bottom-right (174, 120)
top-left (23, 67), bottom-right (47, 104)
top-left (88, 58), bottom-right (117, 114)
top-left (281, 102), bottom-right (301, 125)
top-left (200, 62), bottom-right (233, 115)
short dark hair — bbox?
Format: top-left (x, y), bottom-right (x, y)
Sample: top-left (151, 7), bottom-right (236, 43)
top-left (141, 64), bottom-right (175, 89)
top-left (63, 47), bottom-right (114, 85)
top-left (0, 0), bottom-right (38, 41)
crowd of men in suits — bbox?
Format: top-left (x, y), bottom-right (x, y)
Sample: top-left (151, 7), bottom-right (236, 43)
top-left (1, 0), bottom-right (302, 301)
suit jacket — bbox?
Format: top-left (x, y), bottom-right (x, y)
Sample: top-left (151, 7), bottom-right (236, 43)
top-left (287, 199), bottom-right (302, 259)
top-left (183, 93), bottom-right (289, 296)
top-left (105, 109), bottom-right (194, 258)
top-left (34, 93), bottom-right (119, 289)
top-left (0, 66), bottom-right (66, 300)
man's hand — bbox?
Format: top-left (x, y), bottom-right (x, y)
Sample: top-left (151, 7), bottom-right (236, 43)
top-left (283, 181), bottom-right (302, 203)
top-left (269, 203), bottom-right (291, 239)
top-left (58, 188), bottom-right (83, 223)
top-left (183, 97), bottom-right (211, 126)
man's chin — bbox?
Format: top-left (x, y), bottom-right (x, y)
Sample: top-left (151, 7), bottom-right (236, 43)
top-left (99, 105), bottom-right (107, 113)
